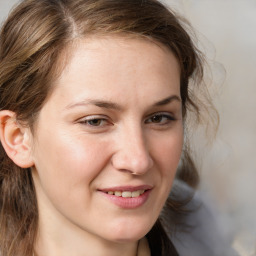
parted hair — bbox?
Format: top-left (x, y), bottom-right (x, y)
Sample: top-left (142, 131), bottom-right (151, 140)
top-left (0, 0), bottom-right (206, 255)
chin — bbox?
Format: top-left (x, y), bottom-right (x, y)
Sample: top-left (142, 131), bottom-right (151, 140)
top-left (106, 219), bottom-right (154, 242)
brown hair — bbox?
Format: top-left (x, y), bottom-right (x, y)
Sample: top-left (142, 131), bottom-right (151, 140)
top-left (0, 0), bottom-right (208, 255)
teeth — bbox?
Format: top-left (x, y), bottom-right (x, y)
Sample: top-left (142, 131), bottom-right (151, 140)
top-left (131, 191), bottom-right (140, 198)
top-left (122, 191), bottom-right (132, 198)
top-left (114, 191), bottom-right (122, 197)
top-left (107, 190), bottom-right (145, 198)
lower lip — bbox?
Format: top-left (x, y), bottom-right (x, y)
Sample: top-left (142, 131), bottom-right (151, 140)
top-left (99, 190), bottom-right (151, 209)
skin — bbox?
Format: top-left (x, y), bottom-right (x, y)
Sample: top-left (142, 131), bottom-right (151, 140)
top-left (26, 36), bottom-right (183, 256)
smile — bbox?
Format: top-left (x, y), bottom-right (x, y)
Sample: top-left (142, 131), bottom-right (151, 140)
top-left (106, 190), bottom-right (145, 198)
top-left (99, 186), bottom-right (152, 209)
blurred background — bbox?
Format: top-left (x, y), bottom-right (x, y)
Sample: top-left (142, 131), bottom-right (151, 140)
top-left (163, 1), bottom-right (256, 256)
top-left (1, 0), bottom-right (255, 255)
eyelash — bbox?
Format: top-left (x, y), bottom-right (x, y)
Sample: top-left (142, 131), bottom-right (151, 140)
top-left (78, 112), bottom-right (176, 128)
top-left (145, 113), bottom-right (176, 125)
top-left (78, 115), bottom-right (110, 127)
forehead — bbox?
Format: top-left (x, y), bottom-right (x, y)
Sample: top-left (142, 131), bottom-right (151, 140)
top-left (47, 36), bottom-right (181, 108)
top-left (59, 36), bottom-right (179, 80)
top-left (58, 34), bottom-right (179, 75)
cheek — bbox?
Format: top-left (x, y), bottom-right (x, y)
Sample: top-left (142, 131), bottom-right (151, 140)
top-left (151, 129), bottom-right (183, 177)
top-left (32, 133), bottom-right (114, 220)
top-left (33, 131), bottom-right (112, 196)
top-left (59, 138), bottom-right (110, 182)
top-left (146, 128), bottom-right (183, 219)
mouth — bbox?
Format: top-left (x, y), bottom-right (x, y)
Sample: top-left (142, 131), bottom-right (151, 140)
top-left (104, 189), bottom-right (146, 198)
top-left (98, 186), bottom-right (152, 209)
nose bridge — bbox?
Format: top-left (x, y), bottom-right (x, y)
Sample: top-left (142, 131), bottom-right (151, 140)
top-left (112, 122), bottom-right (153, 174)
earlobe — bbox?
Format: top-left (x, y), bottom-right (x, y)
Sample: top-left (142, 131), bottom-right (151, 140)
top-left (0, 110), bottom-right (34, 168)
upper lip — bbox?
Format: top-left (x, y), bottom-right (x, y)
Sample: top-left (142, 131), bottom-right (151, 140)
top-left (98, 185), bottom-right (153, 192)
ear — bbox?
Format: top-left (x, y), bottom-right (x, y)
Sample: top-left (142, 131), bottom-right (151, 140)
top-left (0, 110), bottom-right (34, 168)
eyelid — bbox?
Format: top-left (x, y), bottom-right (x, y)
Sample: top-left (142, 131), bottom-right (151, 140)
top-left (81, 114), bottom-right (107, 120)
top-left (146, 111), bottom-right (175, 118)
top-left (145, 112), bottom-right (176, 124)
top-left (77, 115), bottom-right (112, 127)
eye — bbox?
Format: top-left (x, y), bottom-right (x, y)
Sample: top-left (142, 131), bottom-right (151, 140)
top-left (145, 113), bottom-right (175, 125)
top-left (78, 116), bottom-right (110, 127)
top-left (87, 118), bottom-right (106, 126)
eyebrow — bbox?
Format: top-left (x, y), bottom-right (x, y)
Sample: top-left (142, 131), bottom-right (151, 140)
top-left (153, 95), bottom-right (181, 106)
top-left (65, 95), bottom-right (181, 111)
top-left (65, 100), bottom-right (123, 111)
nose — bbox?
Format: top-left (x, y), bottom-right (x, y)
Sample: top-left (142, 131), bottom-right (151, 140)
top-left (111, 126), bottom-right (153, 175)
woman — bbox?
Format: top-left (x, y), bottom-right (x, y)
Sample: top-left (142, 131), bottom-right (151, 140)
top-left (0, 0), bottom-right (230, 256)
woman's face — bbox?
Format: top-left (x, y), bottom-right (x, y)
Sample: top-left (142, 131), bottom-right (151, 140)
top-left (31, 36), bottom-right (183, 244)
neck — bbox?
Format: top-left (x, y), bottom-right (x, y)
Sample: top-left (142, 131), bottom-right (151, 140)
top-left (34, 238), bottom-right (151, 256)
top-left (35, 212), bottom-right (143, 256)
top-left (35, 229), bottom-right (140, 256)
top-left (137, 237), bottom-right (151, 256)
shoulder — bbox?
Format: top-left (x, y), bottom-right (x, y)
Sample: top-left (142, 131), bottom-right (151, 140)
top-left (165, 180), bottom-right (238, 256)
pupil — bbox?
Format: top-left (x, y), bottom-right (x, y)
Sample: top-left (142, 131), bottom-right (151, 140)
top-left (152, 116), bottom-right (161, 123)
top-left (89, 119), bottom-right (101, 126)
